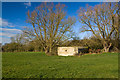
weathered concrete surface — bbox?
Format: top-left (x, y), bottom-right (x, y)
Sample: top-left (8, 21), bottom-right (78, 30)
top-left (58, 47), bottom-right (78, 56)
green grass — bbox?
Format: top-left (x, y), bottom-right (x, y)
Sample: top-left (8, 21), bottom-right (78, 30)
top-left (2, 52), bottom-right (118, 78)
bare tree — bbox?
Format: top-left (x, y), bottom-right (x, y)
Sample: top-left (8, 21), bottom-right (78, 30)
top-left (23, 3), bottom-right (75, 54)
top-left (11, 34), bottom-right (28, 44)
top-left (78, 3), bottom-right (119, 52)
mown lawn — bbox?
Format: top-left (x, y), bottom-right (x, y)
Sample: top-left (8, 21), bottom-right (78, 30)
top-left (2, 52), bottom-right (118, 78)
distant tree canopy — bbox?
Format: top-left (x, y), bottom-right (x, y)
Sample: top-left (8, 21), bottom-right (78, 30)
top-left (2, 34), bottom-right (119, 52)
top-left (61, 36), bottom-right (103, 50)
top-left (2, 43), bottom-right (23, 52)
top-left (2, 39), bottom-right (44, 52)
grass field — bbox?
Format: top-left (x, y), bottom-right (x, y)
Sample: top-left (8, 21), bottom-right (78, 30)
top-left (2, 52), bottom-right (118, 78)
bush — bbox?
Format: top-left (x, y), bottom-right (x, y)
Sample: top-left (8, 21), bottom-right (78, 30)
top-left (2, 43), bottom-right (25, 52)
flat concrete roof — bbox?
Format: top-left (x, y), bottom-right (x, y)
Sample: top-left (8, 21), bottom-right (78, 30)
top-left (58, 46), bottom-right (88, 48)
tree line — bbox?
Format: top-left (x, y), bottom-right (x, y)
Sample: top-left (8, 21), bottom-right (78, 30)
top-left (2, 2), bottom-right (120, 54)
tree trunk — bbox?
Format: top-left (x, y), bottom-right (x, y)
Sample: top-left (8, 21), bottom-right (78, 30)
top-left (103, 41), bottom-right (112, 52)
top-left (49, 46), bottom-right (52, 54)
top-left (104, 47), bottom-right (110, 52)
top-left (44, 47), bottom-right (49, 54)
